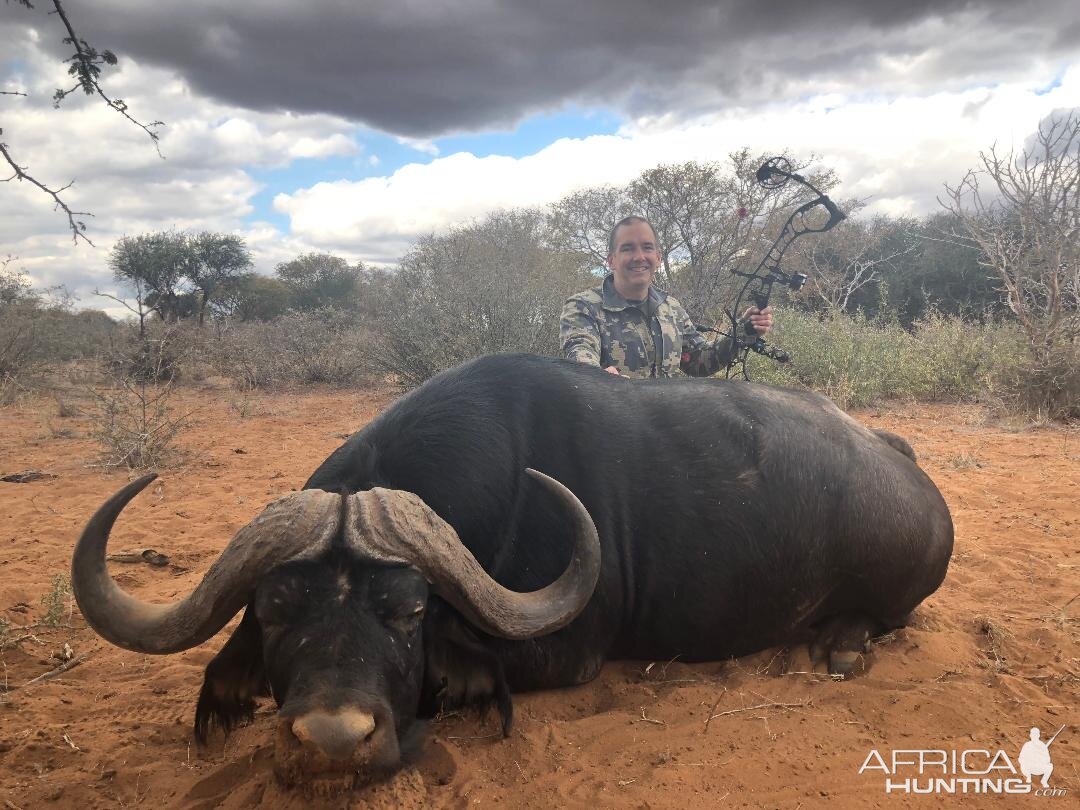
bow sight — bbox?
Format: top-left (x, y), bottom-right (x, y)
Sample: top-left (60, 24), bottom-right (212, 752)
top-left (717, 156), bottom-right (846, 379)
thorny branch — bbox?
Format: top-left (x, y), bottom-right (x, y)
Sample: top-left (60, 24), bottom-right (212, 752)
top-left (0, 136), bottom-right (94, 245)
top-left (48, 0), bottom-right (164, 153)
top-left (2, 0), bottom-right (164, 243)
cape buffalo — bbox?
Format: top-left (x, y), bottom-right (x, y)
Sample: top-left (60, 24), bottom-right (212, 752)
top-left (72, 353), bottom-right (953, 789)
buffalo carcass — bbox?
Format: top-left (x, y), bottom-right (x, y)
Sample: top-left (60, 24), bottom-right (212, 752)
top-left (72, 353), bottom-right (953, 788)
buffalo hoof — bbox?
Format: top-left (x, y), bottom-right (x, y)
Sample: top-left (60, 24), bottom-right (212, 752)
top-left (775, 645), bottom-right (814, 676)
top-left (828, 649), bottom-right (866, 677)
top-left (809, 614), bottom-right (878, 679)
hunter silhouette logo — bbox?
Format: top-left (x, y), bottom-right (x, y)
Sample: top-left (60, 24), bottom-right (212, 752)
top-left (858, 724), bottom-right (1069, 797)
top-left (1018, 726), bottom-right (1063, 790)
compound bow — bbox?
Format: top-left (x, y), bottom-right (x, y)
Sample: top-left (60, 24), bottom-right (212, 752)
top-left (699, 157), bottom-right (846, 379)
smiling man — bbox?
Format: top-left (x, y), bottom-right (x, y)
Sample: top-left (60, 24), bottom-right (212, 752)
top-left (560, 216), bottom-right (772, 378)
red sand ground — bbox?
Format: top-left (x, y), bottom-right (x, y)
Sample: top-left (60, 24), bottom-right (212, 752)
top-left (0, 383), bottom-right (1077, 808)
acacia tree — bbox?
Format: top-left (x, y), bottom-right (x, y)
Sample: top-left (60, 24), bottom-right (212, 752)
top-left (370, 208), bottom-right (592, 387)
top-left (275, 252), bottom-right (367, 312)
top-left (108, 232), bottom-right (190, 325)
top-left (864, 213), bottom-right (1004, 324)
top-left (1, 255), bottom-right (34, 305)
top-left (547, 184), bottom-right (631, 270)
top-left (941, 112), bottom-right (1080, 417)
top-left (108, 230), bottom-right (252, 327)
top-left (188, 232), bottom-right (253, 326)
top-left (212, 273), bottom-right (296, 322)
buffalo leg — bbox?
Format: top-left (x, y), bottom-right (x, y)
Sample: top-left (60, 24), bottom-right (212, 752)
top-left (872, 429), bottom-right (917, 462)
top-left (194, 607), bottom-right (269, 742)
top-left (496, 631), bottom-right (606, 693)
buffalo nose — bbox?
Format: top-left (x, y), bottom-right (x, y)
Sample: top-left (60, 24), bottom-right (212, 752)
top-left (291, 709), bottom-right (377, 760)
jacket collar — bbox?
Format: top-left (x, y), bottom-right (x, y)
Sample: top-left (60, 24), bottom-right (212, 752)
top-left (600, 274), bottom-right (668, 312)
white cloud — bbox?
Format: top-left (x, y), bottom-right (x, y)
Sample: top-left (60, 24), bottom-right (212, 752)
top-left (1, 23), bottom-right (360, 314)
top-left (394, 136), bottom-right (440, 157)
top-left (275, 68), bottom-right (1080, 262)
top-left (4, 5), bottom-right (1079, 320)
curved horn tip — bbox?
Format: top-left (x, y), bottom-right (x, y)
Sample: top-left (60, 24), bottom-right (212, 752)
top-left (524, 468), bottom-right (582, 502)
top-left (524, 467), bottom-right (556, 487)
top-left (109, 472), bottom-right (159, 504)
top-left (130, 471), bottom-right (159, 490)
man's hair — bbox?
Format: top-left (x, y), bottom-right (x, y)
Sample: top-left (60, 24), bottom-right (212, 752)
top-left (607, 216), bottom-right (658, 256)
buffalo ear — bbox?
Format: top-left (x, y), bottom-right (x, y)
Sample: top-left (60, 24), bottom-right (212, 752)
top-left (194, 606), bottom-right (269, 743)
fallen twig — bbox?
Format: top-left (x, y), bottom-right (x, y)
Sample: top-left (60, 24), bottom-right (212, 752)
top-left (0, 633), bottom-right (47, 651)
top-left (703, 687), bottom-right (729, 731)
top-left (651, 678), bottom-right (701, 685)
top-left (706, 699), bottom-right (811, 728)
top-left (0, 469), bottom-right (57, 483)
top-left (445, 731), bottom-right (501, 741)
top-left (638, 707), bottom-right (665, 725)
top-left (20, 654), bottom-right (85, 687)
top-left (781, 670), bottom-right (845, 680)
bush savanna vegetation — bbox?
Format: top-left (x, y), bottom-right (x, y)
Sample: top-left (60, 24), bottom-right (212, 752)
top-left (2, 114), bottom-right (1077, 471)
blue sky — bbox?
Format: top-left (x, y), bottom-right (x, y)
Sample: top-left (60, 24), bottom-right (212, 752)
top-left (245, 107), bottom-right (622, 232)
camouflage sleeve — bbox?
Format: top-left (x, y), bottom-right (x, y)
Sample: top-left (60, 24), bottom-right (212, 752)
top-left (560, 297), bottom-right (602, 367)
top-left (672, 302), bottom-right (735, 377)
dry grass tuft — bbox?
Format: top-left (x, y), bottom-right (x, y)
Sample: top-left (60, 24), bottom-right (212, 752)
top-left (946, 450), bottom-right (984, 470)
top-left (975, 615), bottom-right (1012, 672)
top-left (39, 574), bottom-right (72, 627)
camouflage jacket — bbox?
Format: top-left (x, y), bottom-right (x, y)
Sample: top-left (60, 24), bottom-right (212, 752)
top-left (560, 276), bottom-right (734, 379)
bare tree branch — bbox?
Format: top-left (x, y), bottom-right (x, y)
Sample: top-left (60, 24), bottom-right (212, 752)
top-left (48, 0), bottom-right (164, 155)
top-left (3, 0), bottom-right (165, 243)
top-left (0, 133), bottom-right (93, 245)
top-left (940, 112), bottom-right (1080, 417)
top-left (797, 214), bottom-right (916, 313)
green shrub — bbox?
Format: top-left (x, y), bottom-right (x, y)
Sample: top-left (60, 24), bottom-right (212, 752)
top-left (40, 574), bottom-right (72, 627)
top-left (746, 307), bottom-right (1032, 410)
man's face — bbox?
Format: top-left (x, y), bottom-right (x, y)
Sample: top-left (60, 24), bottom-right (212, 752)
top-left (607, 221), bottom-right (659, 300)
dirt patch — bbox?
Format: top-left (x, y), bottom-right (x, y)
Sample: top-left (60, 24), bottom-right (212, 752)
top-left (1, 385), bottom-right (1077, 808)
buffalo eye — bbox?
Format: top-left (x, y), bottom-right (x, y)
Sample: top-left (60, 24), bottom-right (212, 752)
top-left (253, 580), bottom-right (309, 628)
top-left (386, 604), bottom-right (425, 635)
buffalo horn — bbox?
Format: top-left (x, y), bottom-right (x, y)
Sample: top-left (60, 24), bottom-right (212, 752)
top-left (71, 474), bottom-right (341, 654)
top-left (344, 469), bottom-right (601, 640)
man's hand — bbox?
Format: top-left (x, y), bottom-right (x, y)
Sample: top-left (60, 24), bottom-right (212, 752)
top-left (603, 366), bottom-right (621, 375)
top-left (741, 305), bottom-right (774, 335)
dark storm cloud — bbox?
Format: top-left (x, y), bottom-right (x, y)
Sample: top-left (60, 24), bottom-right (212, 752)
top-left (13, 0), bottom-right (1080, 137)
